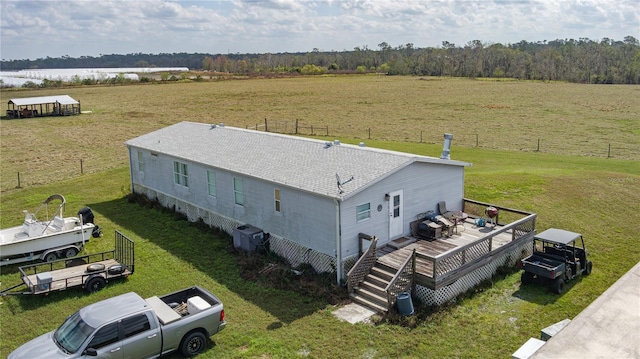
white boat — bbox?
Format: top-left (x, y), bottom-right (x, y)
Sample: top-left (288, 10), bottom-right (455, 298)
top-left (0, 194), bottom-right (99, 266)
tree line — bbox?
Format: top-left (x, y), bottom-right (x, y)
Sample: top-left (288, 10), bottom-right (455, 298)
top-left (2, 36), bottom-right (639, 84)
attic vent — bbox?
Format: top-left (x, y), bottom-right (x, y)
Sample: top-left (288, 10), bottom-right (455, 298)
top-left (359, 142), bottom-right (366, 147)
top-left (210, 124), bottom-right (216, 129)
top-left (219, 123), bottom-right (225, 127)
top-left (324, 142), bottom-right (333, 149)
top-left (334, 140), bottom-right (341, 145)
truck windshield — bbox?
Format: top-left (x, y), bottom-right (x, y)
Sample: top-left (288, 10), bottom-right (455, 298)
top-left (53, 312), bottom-right (96, 354)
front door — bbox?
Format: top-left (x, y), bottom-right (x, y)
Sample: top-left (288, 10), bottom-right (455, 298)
top-left (388, 190), bottom-right (404, 240)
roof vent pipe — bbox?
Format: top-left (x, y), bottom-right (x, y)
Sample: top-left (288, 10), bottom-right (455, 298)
top-left (334, 140), bottom-right (341, 145)
top-left (440, 133), bottom-right (454, 160)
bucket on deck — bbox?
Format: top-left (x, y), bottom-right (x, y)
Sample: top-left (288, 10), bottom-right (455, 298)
top-left (396, 292), bottom-right (415, 315)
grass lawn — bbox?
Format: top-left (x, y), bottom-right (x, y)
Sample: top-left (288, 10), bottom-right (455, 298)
top-left (1, 77), bottom-right (639, 358)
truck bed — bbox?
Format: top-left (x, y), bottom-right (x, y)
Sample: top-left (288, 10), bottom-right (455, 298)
top-left (145, 286), bottom-right (221, 326)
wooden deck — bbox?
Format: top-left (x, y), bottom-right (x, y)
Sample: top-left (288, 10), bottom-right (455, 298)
top-left (23, 259), bottom-right (129, 294)
top-left (377, 215), bottom-right (535, 290)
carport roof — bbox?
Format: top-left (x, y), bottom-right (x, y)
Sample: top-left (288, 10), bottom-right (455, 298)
top-left (8, 95), bottom-right (79, 106)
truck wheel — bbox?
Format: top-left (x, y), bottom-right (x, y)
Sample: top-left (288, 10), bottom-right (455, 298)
top-left (551, 278), bottom-right (565, 294)
top-left (180, 331), bottom-right (207, 357)
top-left (44, 252), bottom-right (58, 262)
top-left (521, 272), bottom-right (534, 285)
top-left (85, 276), bottom-right (106, 293)
top-left (585, 261), bottom-right (593, 275)
top-left (65, 248), bottom-right (78, 258)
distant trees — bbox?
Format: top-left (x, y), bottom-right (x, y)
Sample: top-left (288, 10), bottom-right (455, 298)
top-left (2, 36), bottom-right (639, 84)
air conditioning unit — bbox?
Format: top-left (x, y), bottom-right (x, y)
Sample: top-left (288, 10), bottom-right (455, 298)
top-left (233, 225), bottom-right (264, 252)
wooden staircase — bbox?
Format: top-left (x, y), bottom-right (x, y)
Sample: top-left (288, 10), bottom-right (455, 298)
top-left (349, 262), bottom-right (398, 313)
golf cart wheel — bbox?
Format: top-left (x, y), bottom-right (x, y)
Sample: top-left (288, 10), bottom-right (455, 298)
top-left (521, 271), bottom-right (534, 285)
top-left (585, 261), bottom-right (593, 275)
top-left (551, 277), bottom-right (565, 294)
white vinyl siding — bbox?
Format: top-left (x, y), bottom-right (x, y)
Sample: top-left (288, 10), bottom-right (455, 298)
top-left (356, 203), bottom-right (371, 222)
top-left (207, 170), bottom-right (216, 197)
top-left (234, 177), bottom-right (244, 206)
top-left (173, 161), bottom-right (188, 187)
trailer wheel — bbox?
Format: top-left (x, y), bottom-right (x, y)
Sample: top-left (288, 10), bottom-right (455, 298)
top-left (44, 252), bottom-right (58, 262)
top-left (180, 331), bottom-right (207, 357)
top-left (64, 248), bottom-right (78, 258)
top-left (85, 276), bottom-right (106, 293)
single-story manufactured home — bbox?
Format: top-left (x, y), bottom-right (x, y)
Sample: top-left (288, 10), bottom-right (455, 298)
top-left (126, 122), bottom-right (537, 308)
top-left (6, 95), bottom-right (81, 118)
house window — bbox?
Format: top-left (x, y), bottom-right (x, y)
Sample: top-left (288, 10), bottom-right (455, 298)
top-left (356, 203), bottom-right (371, 222)
top-left (207, 170), bottom-right (216, 197)
top-left (173, 161), bottom-right (188, 187)
top-left (137, 151), bottom-right (144, 172)
top-left (233, 177), bottom-right (243, 206)
top-left (274, 189), bottom-right (281, 213)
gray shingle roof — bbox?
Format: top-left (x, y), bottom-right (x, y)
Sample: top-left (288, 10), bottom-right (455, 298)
top-left (126, 122), bottom-right (469, 199)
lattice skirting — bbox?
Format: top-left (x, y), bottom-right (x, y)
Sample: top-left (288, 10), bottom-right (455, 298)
top-left (414, 241), bottom-right (534, 306)
top-left (133, 185), bottom-right (344, 276)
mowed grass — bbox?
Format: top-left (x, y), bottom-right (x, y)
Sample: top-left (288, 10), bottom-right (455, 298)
top-left (1, 76), bottom-right (639, 192)
top-left (0, 77), bottom-right (639, 358)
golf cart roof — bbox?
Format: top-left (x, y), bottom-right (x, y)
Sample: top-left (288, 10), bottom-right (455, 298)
top-left (535, 228), bottom-right (582, 245)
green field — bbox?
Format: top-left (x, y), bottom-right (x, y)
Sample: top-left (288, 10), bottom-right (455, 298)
top-left (1, 77), bottom-right (639, 358)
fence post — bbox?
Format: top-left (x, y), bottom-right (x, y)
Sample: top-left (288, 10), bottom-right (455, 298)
top-left (264, 118), bottom-right (268, 132)
top-left (607, 143), bottom-right (611, 158)
top-left (295, 119), bottom-right (299, 134)
top-left (368, 128), bottom-right (371, 139)
top-left (325, 126), bottom-right (329, 136)
top-left (420, 131), bottom-right (423, 143)
top-left (476, 133), bottom-right (479, 147)
top-left (17, 172), bottom-right (21, 188)
top-left (536, 139), bottom-right (540, 152)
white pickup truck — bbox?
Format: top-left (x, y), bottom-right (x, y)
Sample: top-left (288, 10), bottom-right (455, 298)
top-left (8, 286), bottom-right (226, 358)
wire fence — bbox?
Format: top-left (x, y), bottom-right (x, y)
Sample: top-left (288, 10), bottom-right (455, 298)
top-left (250, 118), bottom-right (639, 161)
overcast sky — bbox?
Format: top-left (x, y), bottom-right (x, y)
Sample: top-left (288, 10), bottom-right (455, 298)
top-left (1, 0), bottom-right (638, 61)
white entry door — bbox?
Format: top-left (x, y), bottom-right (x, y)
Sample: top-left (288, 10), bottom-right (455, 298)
top-left (388, 190), bottom-right (404, 239)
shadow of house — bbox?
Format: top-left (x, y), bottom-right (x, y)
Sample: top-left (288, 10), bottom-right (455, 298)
top-left (88, 197), bottom-right (327, 324)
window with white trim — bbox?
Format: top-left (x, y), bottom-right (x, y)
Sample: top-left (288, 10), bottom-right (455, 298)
top-left (173, 161), bottom-right (188, 187)
top-left (233, 177), bottom-right (243, 206)
top-left (207, 170), bottom-right (216, 197)
top-left (274, 189), bottom-right (281, 213)
top-left (356, 203), bottom-right (371, 222)
top-left (137, 150), bottom-right (144, 172)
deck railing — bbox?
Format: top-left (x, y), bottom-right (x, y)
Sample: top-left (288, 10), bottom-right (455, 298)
top-left (385, 249), bottom-right (416, 310)
top-left (347, 235), bottom-right (378, 293)
top-left (421, 199), bottom-right (537, 289)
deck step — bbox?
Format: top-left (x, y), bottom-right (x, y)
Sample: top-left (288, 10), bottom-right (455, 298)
top-left (354, 286), bottom-right (387, 304)
top-left (370, 265), bottom-right (396, 281)
top-left (349, 293), bottom-right (388, 313)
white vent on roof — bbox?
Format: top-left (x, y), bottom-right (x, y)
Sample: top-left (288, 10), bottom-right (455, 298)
top-left (359, 142), bottom-right (366, 147)
top-left (334, 140), bottom-right (341, 145)
top-left (219, 123), bottom-right (225, 127)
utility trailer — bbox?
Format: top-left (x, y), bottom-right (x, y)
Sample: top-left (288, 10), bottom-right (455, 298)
top-left (0, 230), bottom-right (134, 296)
